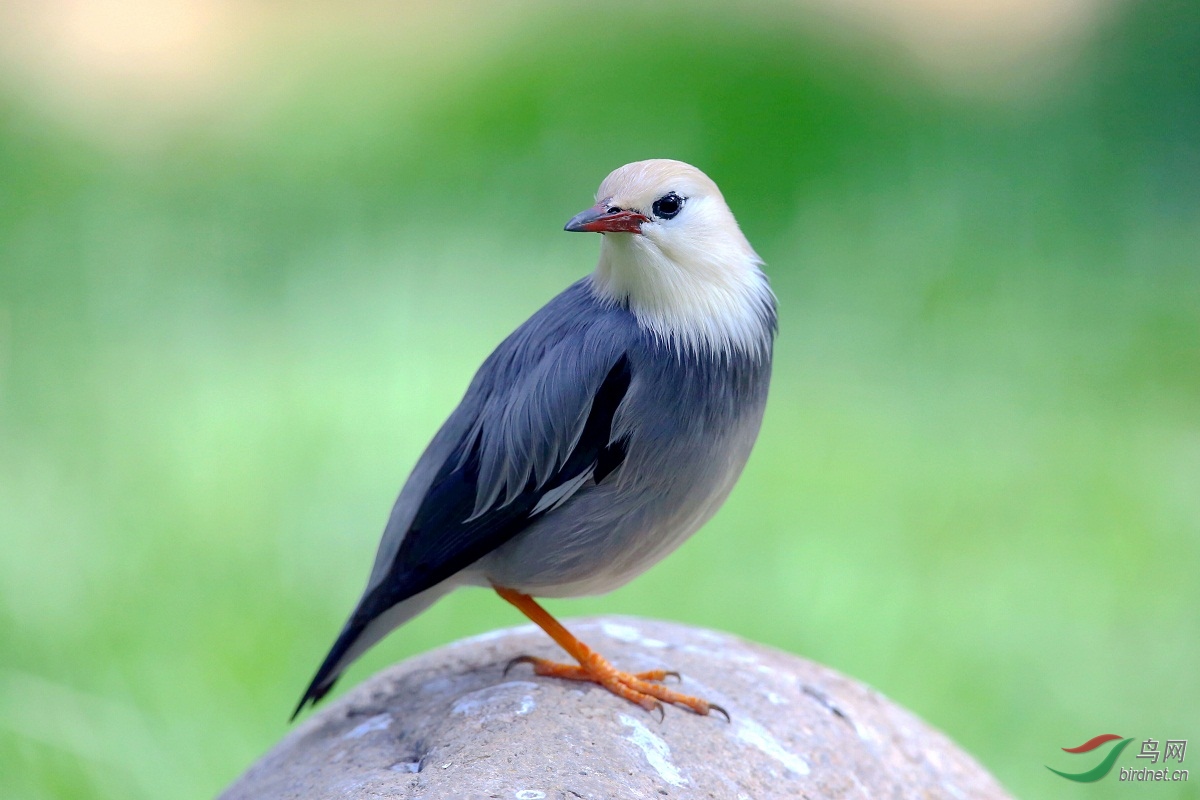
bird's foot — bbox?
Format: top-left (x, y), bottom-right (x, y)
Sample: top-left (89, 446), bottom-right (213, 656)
top-left (505, 650), bottom-right (728, 721)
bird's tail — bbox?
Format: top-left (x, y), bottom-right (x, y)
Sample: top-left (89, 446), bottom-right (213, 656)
top-left (291, 582), bottom-right (455, 721)
top-left (291, 616), bottom-right (366, 721)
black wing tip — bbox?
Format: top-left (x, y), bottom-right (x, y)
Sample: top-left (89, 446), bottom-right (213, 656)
top-left (290, 676), bottom-right (337, 722)
top-left (289, 615), bottom-right (369, 723)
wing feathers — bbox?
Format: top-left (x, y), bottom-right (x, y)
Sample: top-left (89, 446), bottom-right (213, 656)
top-left (377, 352), bottom-right (631, 607)
top-left (531, 466), bottom-right (595, 515)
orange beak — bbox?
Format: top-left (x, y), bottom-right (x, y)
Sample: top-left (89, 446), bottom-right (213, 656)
top-left (564, 202), bottom-right (649, 234)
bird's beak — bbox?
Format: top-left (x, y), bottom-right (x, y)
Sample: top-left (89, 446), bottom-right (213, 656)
top-left (564, 202), bottom-right (650, 234)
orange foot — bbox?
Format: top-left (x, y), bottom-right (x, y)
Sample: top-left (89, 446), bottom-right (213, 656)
top-left (494, 586), bottom-right (728, 721)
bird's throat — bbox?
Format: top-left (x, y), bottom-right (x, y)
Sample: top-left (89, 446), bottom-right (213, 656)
top-left (591, 236), bottom-right (775, 360)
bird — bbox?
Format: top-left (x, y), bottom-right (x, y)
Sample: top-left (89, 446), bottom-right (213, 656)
top-left (292, 159), bottom-right (776, 720)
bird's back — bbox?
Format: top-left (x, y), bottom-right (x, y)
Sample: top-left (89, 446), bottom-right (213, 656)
top-left (472, 277), bottom-right (775, 597)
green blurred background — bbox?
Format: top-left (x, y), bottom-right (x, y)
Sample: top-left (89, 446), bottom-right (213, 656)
top-left (1, 1), bottom-right (1197, 797)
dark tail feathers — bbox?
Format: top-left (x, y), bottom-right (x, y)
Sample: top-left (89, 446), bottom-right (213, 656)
top-left (291, 617), bottom-right (367, 721)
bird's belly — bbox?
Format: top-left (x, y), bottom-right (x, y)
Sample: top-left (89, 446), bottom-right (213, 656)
top-left (472, 415), bottom-right (760, 597)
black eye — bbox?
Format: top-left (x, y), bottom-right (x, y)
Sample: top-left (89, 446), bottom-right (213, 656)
top-left (652, 192), bottom-right (684, 220)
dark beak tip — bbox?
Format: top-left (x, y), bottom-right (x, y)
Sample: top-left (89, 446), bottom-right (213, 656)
top-left (564, 206), bottom-right (602, 233)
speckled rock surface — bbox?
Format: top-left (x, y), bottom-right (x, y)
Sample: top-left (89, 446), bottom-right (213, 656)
top-left (223, 617), bottom-right (1012, 800)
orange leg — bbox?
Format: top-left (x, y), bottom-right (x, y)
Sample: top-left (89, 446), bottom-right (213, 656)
top-left (494, 586), bottom-right (727, 720)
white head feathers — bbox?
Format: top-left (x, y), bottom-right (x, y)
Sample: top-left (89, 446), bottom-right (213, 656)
top-left (585, 159), bottom-right (776, 360)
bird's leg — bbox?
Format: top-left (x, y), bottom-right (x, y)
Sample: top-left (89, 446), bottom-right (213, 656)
top-left (493, 586), bottom-right (726, 719)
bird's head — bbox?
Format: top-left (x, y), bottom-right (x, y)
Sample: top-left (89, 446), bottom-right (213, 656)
top-left (566, 159), bottom-right (774, 358)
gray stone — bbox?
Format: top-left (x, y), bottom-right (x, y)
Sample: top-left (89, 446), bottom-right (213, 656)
top-left (224, 617), bottom-right (1012, 799)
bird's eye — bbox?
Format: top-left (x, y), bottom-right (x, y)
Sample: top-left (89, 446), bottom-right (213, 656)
top-left (652, 192), bottom-right (684, 220)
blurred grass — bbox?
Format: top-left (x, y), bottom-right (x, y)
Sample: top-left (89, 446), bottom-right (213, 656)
top-left (1, 2), bottom-right (1198, 799)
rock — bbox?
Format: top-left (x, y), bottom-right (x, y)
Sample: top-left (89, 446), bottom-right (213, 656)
top-left (223, 617), bottom-right (1012, 799)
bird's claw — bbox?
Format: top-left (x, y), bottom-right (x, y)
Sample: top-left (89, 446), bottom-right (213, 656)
top-left (508, 655), bottom-right (725, 720)
top-left (503, 654), bottom-right (539, 677)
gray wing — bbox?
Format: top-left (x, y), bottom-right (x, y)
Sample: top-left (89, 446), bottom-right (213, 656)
top-left (294, 284), bottom-right (635, 715)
